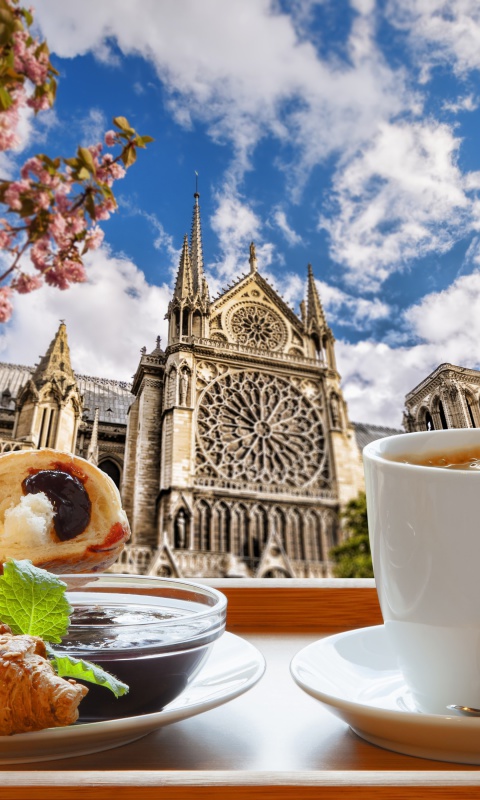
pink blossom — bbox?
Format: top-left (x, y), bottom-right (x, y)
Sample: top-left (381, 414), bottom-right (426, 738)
top-left (31, 237), bottom-right (50, 271)
top-left (88, 143), bottom-right (103, 161)
top-left (54, 190), bottom-right (72, 213)
top-left (95, 198), bottom-right (116, 221)
top-left (10, 272), bottom-right (43, 294)
top-left (67, 213), bottom-right (87, 236)
top-left (20, 156), bottom-right (43, 180)
top-left (104, 130), bottom-right (117, 147)
top-left (48, 213), bottom-right (68, 245)
top-left (44, 267), bottom-right (69, 290)
top-left (0, 288), bottom-right (13, 323)
top-left (85, 225), bottom-right (104, 251)
top-left (63, 260), bottom-right (87, 283)
top-left (27, 94), bottom-right (51, 112)
top-left (35, 191), bottom-right (51, 210)
top-left (4, 180), bottom-right (30, 210)
top-left (97, 155), bottom-right (126, 185)
top-left (0, 89), bottom-right (24, 151)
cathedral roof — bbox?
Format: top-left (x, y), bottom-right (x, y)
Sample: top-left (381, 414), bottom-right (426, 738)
top-left (0, 362), bottom-right (133, 425)
top-left (353, 421), bottom-right (403, 452)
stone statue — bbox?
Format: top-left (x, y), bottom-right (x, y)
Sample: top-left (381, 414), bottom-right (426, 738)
top-left (179, 370), bottom-right (189, 406)
top-left (330, 393), bottom-right (340, 428)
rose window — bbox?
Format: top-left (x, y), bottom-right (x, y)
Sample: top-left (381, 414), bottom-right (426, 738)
top-left (229, 304), bottom-right (286, 350)
top-left (196, 370), bottom-right (326, 486)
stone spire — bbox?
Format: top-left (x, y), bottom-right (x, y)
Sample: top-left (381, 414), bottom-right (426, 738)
top-left (173, 234), bottom-right (193, 301)
top-left (86, 406), bottom-right (99, 465)
top-left (190, 192), bottom-right (205, 296)
top-left (306, 264), bottom-right (327, 331)
top-left (32, 320), bottom-right (75, 384)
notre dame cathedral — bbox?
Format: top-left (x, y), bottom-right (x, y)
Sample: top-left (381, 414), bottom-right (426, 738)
top-left (0, 192), bottom-right (393, 578)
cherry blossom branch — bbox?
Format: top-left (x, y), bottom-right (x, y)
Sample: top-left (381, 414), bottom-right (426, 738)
top-left (0, 1), bottom-right (153, 321)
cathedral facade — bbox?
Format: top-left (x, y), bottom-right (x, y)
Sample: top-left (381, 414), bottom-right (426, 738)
top-left (0, 193), bottom-right (391, 578)
top-left (403, 363), bottom-right (480, 432)
top-left (118, 193), bottom-right (364, 578)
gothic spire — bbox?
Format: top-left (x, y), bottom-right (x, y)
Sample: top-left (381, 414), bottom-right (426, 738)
top-left (32, 320), bottom-right (75, 384)
top-left (190, 191), bottom-right (205, 295)
top-left (86, 406), bottom-right (99, 465)
top-left (306, 264), bottom-right (327, 331)
top-left (173, 234), bottom-right (193, 300)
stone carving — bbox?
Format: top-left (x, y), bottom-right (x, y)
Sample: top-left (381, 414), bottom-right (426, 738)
top-left (330, 393), bottom-right (340, 428)
top-left (179, 370), bottom-right (189, 406)
top-left (228, 303), bottom-right (287, 351)
top-left (196, 370), bottom-right (326, 487)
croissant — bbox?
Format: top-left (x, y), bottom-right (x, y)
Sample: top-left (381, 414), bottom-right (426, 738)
top-left (0, 625), bottom-right (88, 735)
top-left (0, 448), bottom-right (130, 573)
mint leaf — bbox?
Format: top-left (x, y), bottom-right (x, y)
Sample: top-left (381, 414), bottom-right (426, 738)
top-left (48, 649), bottom-right (129, 698)
top-left (0, 560), bottom-right (71, 642)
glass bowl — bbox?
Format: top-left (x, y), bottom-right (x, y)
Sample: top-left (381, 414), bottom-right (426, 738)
top-left (56, 573), bottom-right (227, 721)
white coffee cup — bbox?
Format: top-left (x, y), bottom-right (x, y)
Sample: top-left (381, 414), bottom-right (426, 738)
top-left (363, 428), bottom-right (480, 715)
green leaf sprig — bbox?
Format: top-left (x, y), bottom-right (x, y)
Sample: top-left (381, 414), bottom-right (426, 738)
top-left (0, 559), bottom-right (128, 698)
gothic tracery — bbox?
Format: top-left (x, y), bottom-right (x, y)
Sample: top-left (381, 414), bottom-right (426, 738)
top-left (196, 370), bottom-right (327, 487)
top-left (228, 303), bottom-right (287, 350)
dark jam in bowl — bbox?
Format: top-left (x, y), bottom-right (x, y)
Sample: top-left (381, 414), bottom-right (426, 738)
top-left (57, 578), bottom-right (227, 721)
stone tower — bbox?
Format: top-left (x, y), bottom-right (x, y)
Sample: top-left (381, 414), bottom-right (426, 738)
top-left (118, 193), bottom-right (363, 578)
top-left (13, 321), bottom-right (83, 451)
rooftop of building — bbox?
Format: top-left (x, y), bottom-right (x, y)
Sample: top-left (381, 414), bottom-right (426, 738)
top-left (0, 363), bottom-right (133, 425)
top-left (352, 421), bottom-right (403, 451)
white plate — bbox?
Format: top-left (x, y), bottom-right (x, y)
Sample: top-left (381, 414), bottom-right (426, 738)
top-left (290, 625), bottom-right (480, 765)
top-left (0, 632), bottom-right (265, 764)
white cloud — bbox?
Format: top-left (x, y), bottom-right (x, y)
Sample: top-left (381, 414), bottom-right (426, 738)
top-left (79, 107), bottom-right (107, 145)
top-left (0, 248), bottom-right (171, 380)
top-left (272, 208), bottom-right (303, 246)
top-left (31, 0), bottom-right (473, 290)
top-left (387, 0), bottom-right (480, 77)
top-left (442, 93), bottom-right (478, 113)
top-left (32, 0), bottom-right (410, 189)
top-left (404, 268), bottom-right (480, 350)
top-left (322, 120), bottom-right (471, 288)
top-left (339, 268), bottom-right (480, 425)
top-left (316, 280), bottom-right (390, 327)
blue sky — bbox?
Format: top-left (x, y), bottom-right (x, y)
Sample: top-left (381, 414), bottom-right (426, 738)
top-left (2, 0), bottom-right (480, 427)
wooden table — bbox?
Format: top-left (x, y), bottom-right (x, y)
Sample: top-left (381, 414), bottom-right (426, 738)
top-left (2, 579), bottom-right (480, 799)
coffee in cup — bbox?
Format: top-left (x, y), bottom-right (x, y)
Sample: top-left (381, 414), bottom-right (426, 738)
top-left (363, 429), bottom-right (480, 715)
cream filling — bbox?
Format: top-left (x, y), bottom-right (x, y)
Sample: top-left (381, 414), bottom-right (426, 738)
top-left (2, 492), bottom-right (56, 552)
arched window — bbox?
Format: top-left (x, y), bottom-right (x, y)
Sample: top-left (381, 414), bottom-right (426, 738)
top-left (181, 307), bottom-right (189, 337)
top-left (99, 458), bottom-right (121, 488)
top-left (270, 507), bottom-right (286, 550)
top-left (233, 504), bottom-right (248, 556)
top-left (192, 310), bottom-right (202, 337)
top-left (439, 400), bottom-right (448, 429)
top-left (287, 509), bottom-right (304, 560)
top-left (425, 410), bottom-right (434, 431)
top-left (213, 502), bottom-right (230, 553)
top-left (247, 505), bottom-right (268, 560)
top-left (194, 500), bottom-right (211, 551)
top-left (304, 511), bottom-right (322, 561)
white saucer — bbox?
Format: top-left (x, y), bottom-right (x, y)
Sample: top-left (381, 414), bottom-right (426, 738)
top-left (290, 625), bottom-right (480, 765)
top-left (0, 632), bottom-right (265, 765)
